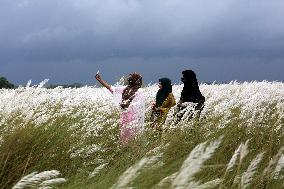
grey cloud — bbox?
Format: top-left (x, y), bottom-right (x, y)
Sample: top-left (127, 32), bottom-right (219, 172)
top-left (1, 1), bottom-right (284, 58)
top-left (3, 56), bottom-right (284, 86)
top-left (0, 0), bottom-right (284, 84)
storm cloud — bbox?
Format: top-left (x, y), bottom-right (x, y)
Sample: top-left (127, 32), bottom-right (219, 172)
top-left (1, 0), bottom-right (284, 84)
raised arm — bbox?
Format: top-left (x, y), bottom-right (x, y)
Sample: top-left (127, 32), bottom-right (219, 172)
top-left (95, 74), bottom-right (112, 92)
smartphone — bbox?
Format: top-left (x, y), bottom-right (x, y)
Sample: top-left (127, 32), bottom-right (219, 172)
top-left (96, 70), bottom-right (100, 75)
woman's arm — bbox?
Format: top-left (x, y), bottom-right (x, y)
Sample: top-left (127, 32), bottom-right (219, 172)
top-left (95, 74), bottom-right (112, 92)
top-left (157, 94), bottom-right (176, 112)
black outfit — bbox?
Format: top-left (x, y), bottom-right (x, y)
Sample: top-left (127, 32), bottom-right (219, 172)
top-left (180, 84), bottom-right (205, 111)
top-left (175, 70), bottom-right (205, 122)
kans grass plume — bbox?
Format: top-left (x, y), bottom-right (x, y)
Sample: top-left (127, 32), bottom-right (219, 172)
top-left (111, 154), bottom-right (162, 188)
top-left (241, 152), bottom-right (265, 189)
top-left (0, 80), bottom-right (283, 188)
top-left (263, 146), bottom-right (284, 177)
top-left (272, 154), bottom-right (284, 179)
top-left (12, 170), bottom-right (66, 189)
top-left (172, 137), bottom-right (223, 188)
top-left (226, 139), bottom-right (250, 174)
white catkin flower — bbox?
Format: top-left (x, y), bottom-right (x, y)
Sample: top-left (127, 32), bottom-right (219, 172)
top-left (12, 172), bottom-right (38, 189)
top-left (146, 143), bottom-right (169, 156)
top-left (272, 154), bottom-right (284, 179)
top-left (111, 154), bottom-right (162, 188)
top-left (196, 179), bottom-right (224, 189)
top-left (0, 81), bottom-right (284, 188)
top-left (156, 172), bottom-right (178, 188)
top-left (26, 80), bottom-right (32, 88)
top-left (226, 140), bottom-right (250, 174)
top-left (241, 152), bottom-right (265, 189)
top-left (39, 178), bottom-right (66, 186)
top-left (88, 163), bottom-right (109, 178)
top-left (172, 137), bottom-right (223, 189)
top-left (240, 139), bottom-right (250, 163)
top-left (37, 187), bottom-right (53, 189)
top-left (12, 170), bottom-right (62, 189)
top-left (233, 175), bottom-right (241, 185)
top-left (226, 144), bottom-right (243, 173)
top-left (263, 146), bottom-right (284, 176)
top-left (38, 79), bottom-right (49, 88)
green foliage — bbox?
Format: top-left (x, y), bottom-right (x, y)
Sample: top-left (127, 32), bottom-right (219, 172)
top-left (1, 109), bottom-right (283, 189)
top-left (0, 77), bottom-right (14, 89)
top-left (0, 83), bottom-right (283, 188)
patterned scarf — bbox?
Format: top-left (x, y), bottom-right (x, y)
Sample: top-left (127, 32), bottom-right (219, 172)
top-left (121, 73), bottom-right (143, 109)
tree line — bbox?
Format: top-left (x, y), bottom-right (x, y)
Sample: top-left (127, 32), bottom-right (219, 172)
top-left (0, 76), bottom-right (85, 89)
top-left (0, 77), bottom-right (15, 89)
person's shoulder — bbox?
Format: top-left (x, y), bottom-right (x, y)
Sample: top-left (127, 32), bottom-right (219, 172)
top-left (136, 88), bottom-right (145, 94)
top-left (111, 85), bottom-right (126, 90)
top-left (134, 88), bottom-right (145, 99)
top-left (110, 86), bottom-right (126, 94)
top-left (168, 92), bottom-right (175, 98)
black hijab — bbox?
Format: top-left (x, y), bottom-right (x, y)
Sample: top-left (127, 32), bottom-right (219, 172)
top-left (155, 78), bottom-right (172, 107)
top-left (180, 70), bottom-right (203, 103)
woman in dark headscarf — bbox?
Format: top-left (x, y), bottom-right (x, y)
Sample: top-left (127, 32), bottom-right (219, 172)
top-left (151, 78), bottom-right (176, 130)
top-left (95, 72), bottom-right (145, 144)
top-left (179, 70), bottom-right (205, 111)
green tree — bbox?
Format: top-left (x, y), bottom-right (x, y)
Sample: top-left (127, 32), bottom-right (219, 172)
top-left (0, 77), bottom-right (15, 89)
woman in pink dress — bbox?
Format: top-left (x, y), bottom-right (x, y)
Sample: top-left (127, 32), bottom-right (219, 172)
top-left (95, 72), bottom-right (145, 144)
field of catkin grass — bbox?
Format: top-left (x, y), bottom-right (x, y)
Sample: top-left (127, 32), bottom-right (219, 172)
top-left (0, 80), bottom-right (283, 189)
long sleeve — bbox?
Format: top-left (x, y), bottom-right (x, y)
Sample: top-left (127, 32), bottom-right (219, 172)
top-left (159, 93), bottom-right (176, 113)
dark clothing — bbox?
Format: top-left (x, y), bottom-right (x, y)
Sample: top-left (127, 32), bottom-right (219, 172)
top-left (175, 70), bottom-right (205, 122)
top-left (180, 70), bottom-right (205, 110)
top-left (156, 78), bottom-right (172, 107)
top-left (180, 85), bottom-right (203, 103)
top-left (180, 85), bottom-right (205, 111)
top-left (180, 85), bottom-right (205, 110)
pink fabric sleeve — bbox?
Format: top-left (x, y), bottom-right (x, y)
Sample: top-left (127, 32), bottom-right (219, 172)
top-left (110, 86), bottom-right (125, 95)
top-left (110, 86), bottom-right (126, 105)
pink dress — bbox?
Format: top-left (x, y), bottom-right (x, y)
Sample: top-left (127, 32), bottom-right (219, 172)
top-left (110, 86), bottom-right (145, 143)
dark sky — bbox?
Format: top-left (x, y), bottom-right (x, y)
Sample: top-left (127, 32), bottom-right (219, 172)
top-left (1, 0), bottom-right (284, 85)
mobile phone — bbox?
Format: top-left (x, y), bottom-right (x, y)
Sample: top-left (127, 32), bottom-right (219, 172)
top-left (96, 70), bottom-right (100, 75)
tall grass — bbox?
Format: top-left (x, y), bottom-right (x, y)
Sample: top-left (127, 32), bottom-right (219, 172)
top-left (0, 81), bottom-right (283, 188)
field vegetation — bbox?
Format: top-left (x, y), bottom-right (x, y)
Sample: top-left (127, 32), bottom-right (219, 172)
top-left (0, 81), bottom-right (283, 189)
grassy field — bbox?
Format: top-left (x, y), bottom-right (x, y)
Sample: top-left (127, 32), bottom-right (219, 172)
top-left (0, 81), bottom-right (283, 189)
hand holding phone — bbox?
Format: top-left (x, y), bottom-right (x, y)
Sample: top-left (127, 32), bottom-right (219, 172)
top-left (95, 70), bottom-right (101, 81)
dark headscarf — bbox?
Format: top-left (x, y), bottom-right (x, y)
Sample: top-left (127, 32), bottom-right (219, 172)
top-left (155, 78), bottom-right (172, 107)
top-left (180, 70), bottom-right (204, 103)
top-left (181, 70), bottom-right (198, 87)
top-left (121, 73), bottom-right (143, 109)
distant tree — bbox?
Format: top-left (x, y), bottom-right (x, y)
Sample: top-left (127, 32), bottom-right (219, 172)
top-left (0, 77), bottom-right (14, 89)
top-left (46, 83), bottom-right (84, 89)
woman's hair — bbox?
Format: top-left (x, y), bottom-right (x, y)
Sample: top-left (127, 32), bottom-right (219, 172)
top-left (121, 73), bottom-right (143, 109)
top-left (182, 70), bottom-right (198, 86)
top-left (156, 78), bottom-right (172, 107)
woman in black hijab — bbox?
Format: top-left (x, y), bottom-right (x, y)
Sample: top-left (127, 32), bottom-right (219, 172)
top-left (179, 70), bottom-right (205, 111)
top-left (151, 78), bottom-right (176, 130)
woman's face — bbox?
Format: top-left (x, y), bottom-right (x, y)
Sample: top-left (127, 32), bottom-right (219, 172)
top-left (159, 82), bottom-right (163, 89)
top-left (128, 75), bottom-right (133, 85)
top-left (181, 74), bottom-right (186, 83)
